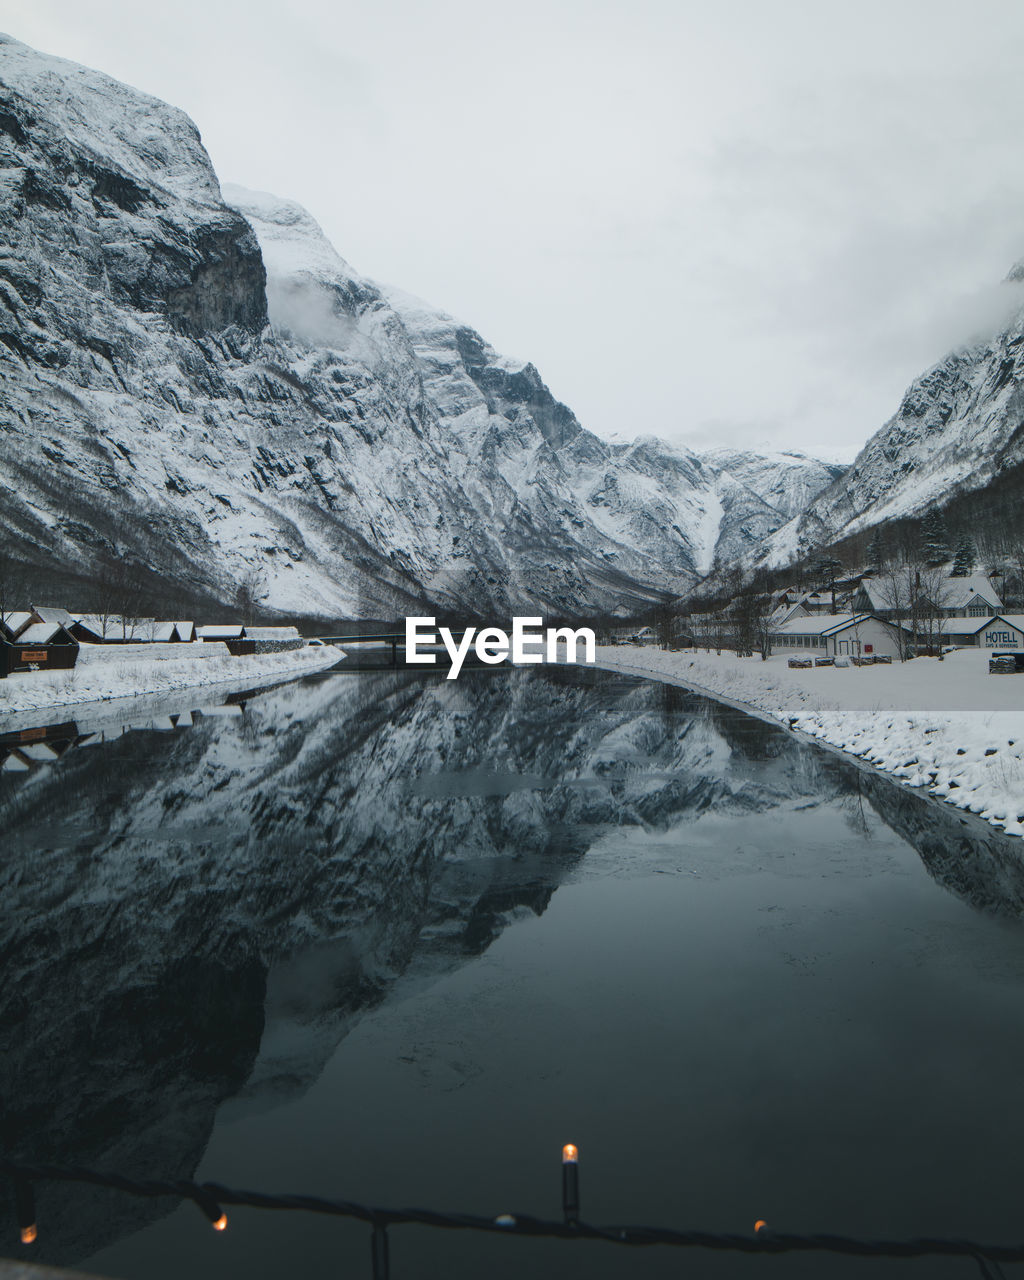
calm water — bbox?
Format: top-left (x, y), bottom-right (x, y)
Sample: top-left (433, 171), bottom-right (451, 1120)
top-left (3, 666), bottom-right (1024, 1279)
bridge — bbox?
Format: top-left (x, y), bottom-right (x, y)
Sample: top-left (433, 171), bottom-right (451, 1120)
top-left (316, 631), bottom-right (497, 672)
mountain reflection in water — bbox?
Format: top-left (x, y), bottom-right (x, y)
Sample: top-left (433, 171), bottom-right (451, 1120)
top-left (1, 665), bottom-right (1022, 1274)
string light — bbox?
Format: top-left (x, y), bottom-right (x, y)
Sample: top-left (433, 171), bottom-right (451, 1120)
top-left (755, 1219), bottom-right (777, 1243)
top-left (371, 1220), bottom-right (390, 1280)
top-left (562, 1142), bottom-right (580, 1226)
top-left (194, 1193), bottom-right (228, 1232)
top-left (14, 1177), bottom-right (36, 1245)
top-left (1, 1153), bottom-right (1018, 1278)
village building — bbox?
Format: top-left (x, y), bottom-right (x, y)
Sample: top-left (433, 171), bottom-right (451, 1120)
top-left (72, 615), bottom-right (148, 643)
top-left (853, 572), bottom-right (1001, 619)
top-left (942, 576), bottom-right (1004, 617)
top-left (770, 612), bottom-right (905, 660)
top-left (943, 615), bottom-right (1024, 649)
top-left (768, 601), bottom-right (810, 627)
top-left (137, 621), bottom-right (196, 643)
top-left (1, 621), bottom-right (79, 677)
top-left (792, 589), bottom-right (847, 615)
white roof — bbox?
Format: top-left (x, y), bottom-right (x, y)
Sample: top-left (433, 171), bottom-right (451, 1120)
top-left (773, 612), bottom-right (890, 637)
top-left (769, 603), bottom-right (809, 625)
top-left (17, 622), bottom-right (73, 644)
top-left (197, 625), bottom-right (245, 638)
top-left (2, 611), bottom-right (33, 636)
top-left (946, 614), bottom-right (1024, 634)
top-left (75, 615), bottom-right (144, 640)
top-left (245, 626), bottom-right (301, 640)
top-left (859, 573), bottom-right (1001, 612)
top-left (32, 604), bottom-right (77, 626)
top-left (945, 575), bottom-right (1002, 609)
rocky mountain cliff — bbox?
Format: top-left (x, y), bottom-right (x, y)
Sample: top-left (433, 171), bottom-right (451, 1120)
top-left (767, 270), bottom-right (1024, 561)
top-left (0, 35), bottom-right (838, 615)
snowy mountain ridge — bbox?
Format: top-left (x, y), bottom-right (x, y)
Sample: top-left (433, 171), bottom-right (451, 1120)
top-left (0, 35), bottom-right (839, 615)
top-left (768, 275), bottom-right (1024, 560)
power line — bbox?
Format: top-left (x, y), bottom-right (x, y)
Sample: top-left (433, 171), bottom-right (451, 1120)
top-left (2, 1151), bottom-right (1018, 1279)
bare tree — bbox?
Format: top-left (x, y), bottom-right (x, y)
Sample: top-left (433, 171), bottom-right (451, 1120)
top-left (0, 549), bottom-right (26, 628)
top-left (91, 556), bottom-right (149, 640)
top-left (1003, 538), bottom-right (1024, 611)
top-left (915, 565), bottom-right (953, 659)
top-left (731, 579), bottom-right (775, 660)
top-left (235, 566), bottom-right (269, 626)
top-left (871, 562), bottom-right (915, 661)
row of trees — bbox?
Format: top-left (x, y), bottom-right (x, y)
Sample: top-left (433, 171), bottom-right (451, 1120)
top-left (848, 514), bottom-right (979, 581)
top-left (0, 546), bottom-right (270, 634)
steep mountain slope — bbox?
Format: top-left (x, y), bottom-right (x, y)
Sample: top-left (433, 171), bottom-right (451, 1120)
top-left (0, 35), bottom-right (838, 613)
top-left (775, 272), bottom-right (1024, 556)
top-left (702, 448), bottom-right (846, 523)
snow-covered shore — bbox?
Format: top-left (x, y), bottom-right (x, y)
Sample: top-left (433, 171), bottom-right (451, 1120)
top-left (0, 644), bottom-right (341, 720)
top-left (589, 645), bottom-right (1024, 839)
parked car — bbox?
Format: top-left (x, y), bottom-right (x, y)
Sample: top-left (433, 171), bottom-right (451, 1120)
top-left (989, 652), bottom-right (1024, 674)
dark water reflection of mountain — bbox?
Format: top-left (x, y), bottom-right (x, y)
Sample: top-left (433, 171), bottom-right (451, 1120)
top-left (1, 666), bottom-right (1022, 1267)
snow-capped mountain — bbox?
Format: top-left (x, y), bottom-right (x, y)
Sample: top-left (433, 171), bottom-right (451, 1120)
top-left (0, 35), bottom-right (839, 615)
top-left (769, 269), bottom-right (1024, 559)
top-left (702, 448), bottom-right (846, 524)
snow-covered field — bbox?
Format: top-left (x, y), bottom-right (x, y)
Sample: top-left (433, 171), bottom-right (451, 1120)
top-left (589, 645), bottom-right (1024, 839)
top-left (0, 644), bottom-right (341, 720)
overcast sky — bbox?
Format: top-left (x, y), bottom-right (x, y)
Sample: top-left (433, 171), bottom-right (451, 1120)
top-left (5, 0), bottom-right (1024, 462)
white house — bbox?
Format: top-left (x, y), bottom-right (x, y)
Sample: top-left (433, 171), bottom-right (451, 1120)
top-left (770, 612), bottom-right (905, 659)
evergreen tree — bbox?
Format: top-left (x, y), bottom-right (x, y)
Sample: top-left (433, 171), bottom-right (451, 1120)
top-left (815, 554), bottom-right (844, 614)
top-left (951, 537), bottom-right (976, 577)
top-left (921, 508), bottom-right (951, 563)
top-left (866, 528), bottom-right (886, 574)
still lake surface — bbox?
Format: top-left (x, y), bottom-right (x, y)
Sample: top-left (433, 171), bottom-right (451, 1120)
top-left (4, 665), bottom-right (1024, 1279)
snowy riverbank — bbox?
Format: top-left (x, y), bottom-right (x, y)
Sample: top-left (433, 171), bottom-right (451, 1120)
top-left (0, 643), bottom-right (341, 719)
top-left (589, 645), bottom-right (1024, 839)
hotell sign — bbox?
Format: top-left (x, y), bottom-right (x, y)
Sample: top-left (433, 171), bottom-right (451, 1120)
top-left (985, 629), bottom-right (1022, 648)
